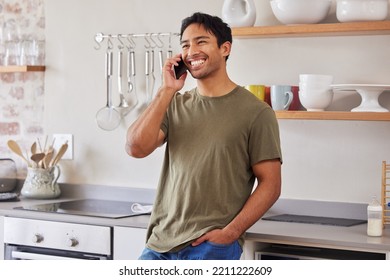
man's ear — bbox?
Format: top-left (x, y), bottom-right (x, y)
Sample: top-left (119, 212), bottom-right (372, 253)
top-left (220, 41), bottom-right (232, 58)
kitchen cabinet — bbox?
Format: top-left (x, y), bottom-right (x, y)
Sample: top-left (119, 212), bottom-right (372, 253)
top-left (232, 21), bottom-right (390, 121)
top-left (0, 65), bottom-right (46, 73)
top-left (0, 216), bottom-right (4, 260)
top-left (113, 226), bottom-right (147, 260)
top-left (244, 240), bottom-right (389, 260)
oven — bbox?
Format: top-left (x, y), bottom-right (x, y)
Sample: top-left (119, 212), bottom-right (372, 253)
top-left (3, 199), bottom-right (152, 260)
top-left (4, 216), bottom-right (112, 260)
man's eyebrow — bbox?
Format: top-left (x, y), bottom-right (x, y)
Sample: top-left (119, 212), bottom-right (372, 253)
top-left (180, 36), bottom-right (210, 44)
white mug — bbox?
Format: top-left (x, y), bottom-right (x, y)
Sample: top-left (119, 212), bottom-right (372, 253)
top-left (271, 85), bottom-right (293, 110)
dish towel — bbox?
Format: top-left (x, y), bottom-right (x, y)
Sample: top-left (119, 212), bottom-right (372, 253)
top-left (131, 203), bottom-right (153, 214)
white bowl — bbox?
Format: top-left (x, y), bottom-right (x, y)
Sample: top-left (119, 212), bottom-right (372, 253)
top-left (299, 74), bottom-right (334, 84)
top-left (336, 0), bottom-right (388, 22)
top-left (270, 0), bottom-right (332, 25)
top-left (299, 89), bottom-right (334, 111)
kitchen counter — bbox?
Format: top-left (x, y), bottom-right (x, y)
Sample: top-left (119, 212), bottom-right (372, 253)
top-left (1, 183), bottom-right (389, 259)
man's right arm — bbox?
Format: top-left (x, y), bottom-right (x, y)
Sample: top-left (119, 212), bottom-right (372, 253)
top-left (125, 55), bottom-right (187, 158)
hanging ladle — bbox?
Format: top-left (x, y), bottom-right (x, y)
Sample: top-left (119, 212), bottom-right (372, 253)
top-left (96, 48), bottom-right (121, 131)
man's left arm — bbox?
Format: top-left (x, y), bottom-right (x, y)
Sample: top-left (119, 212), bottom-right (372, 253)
top-left (192, 158), bottom-right (281, 245)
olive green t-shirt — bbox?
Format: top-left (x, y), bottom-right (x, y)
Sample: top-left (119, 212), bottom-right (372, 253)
top-left (145, 86), bottom-right (282, 252)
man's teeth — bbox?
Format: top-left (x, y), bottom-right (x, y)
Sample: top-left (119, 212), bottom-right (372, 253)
top-left (190, 60), bottom-right (205, 67)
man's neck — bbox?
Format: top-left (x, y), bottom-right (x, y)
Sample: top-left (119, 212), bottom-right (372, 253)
top-left (196, 75), bottom-right (237, 97)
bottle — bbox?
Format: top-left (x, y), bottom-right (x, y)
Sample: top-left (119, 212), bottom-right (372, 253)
top-left (367, 196), bottom-right (383, 237)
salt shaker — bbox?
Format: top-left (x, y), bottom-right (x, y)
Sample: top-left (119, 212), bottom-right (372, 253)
top-left (367, 196), bottom-right (383, 237)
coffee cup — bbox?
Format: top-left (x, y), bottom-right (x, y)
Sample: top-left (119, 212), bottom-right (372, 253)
top-left (245, 85), bottom-right (265, 101)
top-left (270, 85), bottom-right (294, 110)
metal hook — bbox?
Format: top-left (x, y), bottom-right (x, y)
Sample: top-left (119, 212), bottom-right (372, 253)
top-left (126, 35), bottom-right (136, 50)
top-left (144, 35), bottom-right (152, 49)
top-left (148, 34), bottom-right (158, 49)
top-left (117, 34), bottom-right (125, 50)
top-left (107, 36), bottom-right (114, 50)
top-left (154, 33), bottom-right (164, 49)
top-left (94, 32), bottom-right (104, 50)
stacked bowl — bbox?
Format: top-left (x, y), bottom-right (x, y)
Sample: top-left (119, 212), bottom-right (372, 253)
top-left (299, 74), bottom-right (334, 111)
top-left (270, 0), bottom-right (332, 24)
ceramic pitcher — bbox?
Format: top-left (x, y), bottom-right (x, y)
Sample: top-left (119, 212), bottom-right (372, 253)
top-left (222, 0), bottom-right (256, 27)
top-left (21, 166), bottom-right (61, 199)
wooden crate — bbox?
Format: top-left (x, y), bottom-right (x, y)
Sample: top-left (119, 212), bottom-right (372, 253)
top-left (382, 161), bottom-right (390, 226)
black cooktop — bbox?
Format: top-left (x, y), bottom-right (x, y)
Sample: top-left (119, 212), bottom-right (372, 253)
top-left (14, 199), bottom-right (152, 219)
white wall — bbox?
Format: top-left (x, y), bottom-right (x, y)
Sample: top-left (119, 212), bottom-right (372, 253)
top-left (44, 0), bottom-right (390, 203)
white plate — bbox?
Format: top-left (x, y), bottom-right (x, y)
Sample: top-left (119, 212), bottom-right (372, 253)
top-left (330, 84), bottom-right (390, 112)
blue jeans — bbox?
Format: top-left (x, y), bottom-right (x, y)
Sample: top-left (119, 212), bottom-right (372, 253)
top-left (138, 241), bottom-right (242, 260)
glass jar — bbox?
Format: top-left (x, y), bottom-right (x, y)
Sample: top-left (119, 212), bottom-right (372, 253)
top-left (367, 196), bottom-right (383, 237)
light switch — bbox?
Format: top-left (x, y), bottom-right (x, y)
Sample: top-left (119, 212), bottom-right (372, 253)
top-left (52, 134), bottom-right (73, 160)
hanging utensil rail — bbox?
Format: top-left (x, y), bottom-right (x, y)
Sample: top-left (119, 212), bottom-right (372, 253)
top-left (94, 32), bottom-right (179, 50)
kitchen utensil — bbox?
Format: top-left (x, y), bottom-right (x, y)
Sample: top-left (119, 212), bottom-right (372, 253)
top-left (96, 49), bottom-right (121, 131)
top-left (336, 0), bottom-right (388, 22)
top-left (31, 142), bottom-right (37, 155)
top-left (117, 48), bottom-right (130, 111)
top-left (30, 152), bottom-right (45, 168)
top-left (7, 140), bottom-right (29, 166)
top-left (43, 149), bottom-right (54, 169)
top-left (0, 158), bottom-right (17, 193)
top-left (145, 49), bottom-right (151, 103)
top-left (270, 0), bottom-right (331, 25)
top-left (50, 142), bottom-right (68, 167)
top-left (126, 47), bottom-right (138, 108)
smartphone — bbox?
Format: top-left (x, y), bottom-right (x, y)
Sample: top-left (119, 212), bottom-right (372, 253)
top-left (174, 59), bottom-right (188, 79)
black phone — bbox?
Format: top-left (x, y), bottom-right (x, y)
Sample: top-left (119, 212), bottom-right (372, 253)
top-left (174, 59), bottom-right (188, 79)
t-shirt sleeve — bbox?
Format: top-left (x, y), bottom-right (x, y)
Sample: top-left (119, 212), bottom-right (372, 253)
top-left (248, 106), bottom-right (282, 166)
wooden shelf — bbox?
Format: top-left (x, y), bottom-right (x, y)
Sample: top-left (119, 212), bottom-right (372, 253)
top-left (275, 111), bottom-right (390, 121)
top-left (232, 21), bottom-right (390, 38)
top-left (0, 65), bottom-right (46, 73)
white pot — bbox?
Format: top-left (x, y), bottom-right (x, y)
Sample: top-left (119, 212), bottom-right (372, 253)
top-left (336, 0), bottom-right (389, 22)
top-left (222, 0), bottom-right (257, 27)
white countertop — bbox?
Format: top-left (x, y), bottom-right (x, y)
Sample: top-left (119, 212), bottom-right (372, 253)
top-left (1, 183), bottom-right (389, 255)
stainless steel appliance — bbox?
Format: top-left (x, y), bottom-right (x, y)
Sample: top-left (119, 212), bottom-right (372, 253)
top-left (4, 217), bottom-right (112, 260)
top-left (4, 199), bottom-right (151, 260)
top-left (13, 199), bottom-right (150, 218)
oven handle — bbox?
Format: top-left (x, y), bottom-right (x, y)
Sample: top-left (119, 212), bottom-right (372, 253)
top-left (11, 251), bottom-right (85, 260)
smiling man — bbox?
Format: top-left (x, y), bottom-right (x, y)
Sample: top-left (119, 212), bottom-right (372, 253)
top-left (125, 12), bottom-right (282, 260)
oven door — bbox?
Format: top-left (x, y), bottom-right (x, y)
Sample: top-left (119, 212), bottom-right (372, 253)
top-left (5, 245), bottom-right (110, 260)
top-left (3, 217), bottom-right (112, 260)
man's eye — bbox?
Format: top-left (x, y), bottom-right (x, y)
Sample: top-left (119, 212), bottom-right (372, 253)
top-left (181, 44), bottom-right (189, 49)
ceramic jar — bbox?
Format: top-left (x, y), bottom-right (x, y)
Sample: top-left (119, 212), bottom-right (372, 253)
top-left (222, 0), bottom-right (257, 27)
top-left (21, 166), bottom-right (61, 199)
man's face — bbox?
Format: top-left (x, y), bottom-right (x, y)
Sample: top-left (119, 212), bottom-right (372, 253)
top-left (180, 23), bottom-right (230, 80)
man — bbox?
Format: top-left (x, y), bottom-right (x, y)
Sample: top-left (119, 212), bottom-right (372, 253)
top-left (125, 12), bottom-right (282, 260)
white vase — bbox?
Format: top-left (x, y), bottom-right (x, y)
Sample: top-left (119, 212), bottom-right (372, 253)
top-left (222, 0), bottom-right (256, 27)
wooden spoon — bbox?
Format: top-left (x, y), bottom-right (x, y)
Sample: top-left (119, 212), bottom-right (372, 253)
top-left (31, 142), bottom-right (37, 155)
top-left (50, 143), bottom-right (68, 167)
top-left (43, 150), bottom-right (54, 169)
top-left (30, 153), bottom-right (45, 168)
top-left (7, 140), bottom-right (29, 165)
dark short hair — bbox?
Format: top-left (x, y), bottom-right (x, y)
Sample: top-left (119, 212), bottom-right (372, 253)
top-left (180, 12), bottom-right (232, 60)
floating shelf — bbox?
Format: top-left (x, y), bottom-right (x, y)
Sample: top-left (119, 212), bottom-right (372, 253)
top-left (232, 21), bottom-right (390, 38)
top-left (275, 111), bottom-right (390, 121)
top-left (0, 65), bottom-right (46, 73)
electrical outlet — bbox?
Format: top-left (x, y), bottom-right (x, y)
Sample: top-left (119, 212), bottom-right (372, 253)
top-left (52, 134), bottom-right (73, 160)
